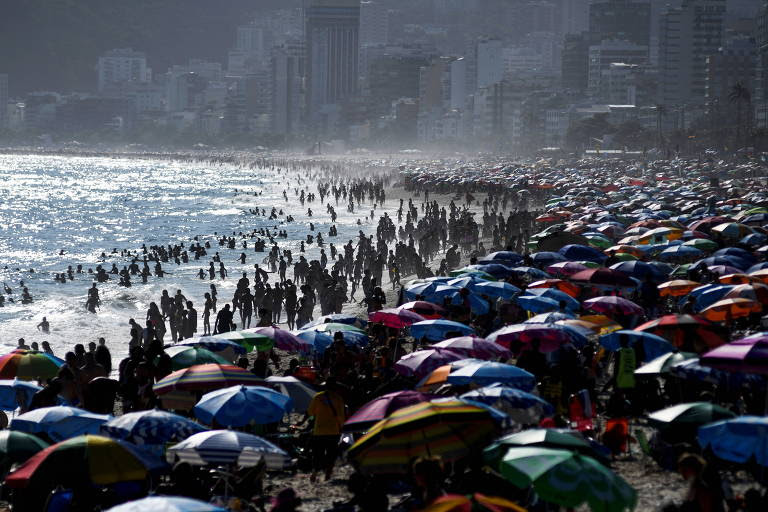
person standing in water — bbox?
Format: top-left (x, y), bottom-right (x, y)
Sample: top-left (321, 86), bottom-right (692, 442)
top-left (36, 317), bottom-right (50, 334)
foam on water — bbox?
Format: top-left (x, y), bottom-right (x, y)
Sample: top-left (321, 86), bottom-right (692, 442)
top-left (0, 154), bottom-right (393, 363)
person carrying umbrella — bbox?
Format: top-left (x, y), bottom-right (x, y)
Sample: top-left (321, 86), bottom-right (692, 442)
top-left (295, 378), bottom-right (347, 483)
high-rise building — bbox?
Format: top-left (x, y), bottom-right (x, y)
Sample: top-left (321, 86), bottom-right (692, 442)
top-left (476, 39), bottom-right (504, 90)
top-left (588, 39), bottom-right (649, 99)
top-left (360, 1), bottom-right (389, 47)
top-left (705, 36), bottom-right (757, 101)
top-left (272, 41), bottom-right (305, 135)
top-left (659, 0), bottom-right (726, 106)
top-left (562, 33), bottom-right (591, 92)
top-left (368, 52), bottom-right (431, 117)
top-left (97, 49), bottom-right (151, 94)
top-left (561, 0), bottom-right (590, 36)
top-left (305, 0), bottom-right (360, 125)
top-left (0, 74), bottom-right (8, 130)
top-left (589, 0), bottom-right (651, 48)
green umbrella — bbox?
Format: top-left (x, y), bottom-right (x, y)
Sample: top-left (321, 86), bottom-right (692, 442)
top-left (499, 447), bottom-right (637, 512)
top-left (647, 402), bottom-right (735, 429)
top-left (484, 429), bottom-right (595, 467)
top-left (613, 252), bottom-right (638, 261)
top-left (573, 260), bottom-right (602, 269)
top-left (0, 430), bottom-right (49, 465)
top-left (670, 264), bottom-right (692, 278)
top-left (683, 239), bottom-right (718, 251)
top-left (211, 330), bottom-right (275, 352)
top-left (164, 346), bottom-right (231, 370)
top-left (634, 352), bottom-right (697, 375)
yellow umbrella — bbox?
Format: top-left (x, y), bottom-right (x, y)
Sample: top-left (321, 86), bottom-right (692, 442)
top-left (658, 280), bottom-right (700, 297)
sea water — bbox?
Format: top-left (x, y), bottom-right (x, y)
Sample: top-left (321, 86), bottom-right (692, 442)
top-left (0, 154), bottom-right (392, 362)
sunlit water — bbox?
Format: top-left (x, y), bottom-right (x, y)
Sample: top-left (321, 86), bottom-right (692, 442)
top-left (0, 154), bottom-right (393, 363)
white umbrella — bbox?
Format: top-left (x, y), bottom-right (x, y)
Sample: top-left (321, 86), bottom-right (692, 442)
top-left (167, 430), bottom-right (289, 469)
top-left (265, 376), bottom-right (317, 413)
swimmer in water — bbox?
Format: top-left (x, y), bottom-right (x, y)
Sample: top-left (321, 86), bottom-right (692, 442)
top-left (37, 317), bottom-right (50, 334)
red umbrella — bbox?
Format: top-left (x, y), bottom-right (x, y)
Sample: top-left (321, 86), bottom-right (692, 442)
top-left (343, 390), bottom-right (437, 432)
top-left (570, 268), bottom-right (636, 288)
top-left (394, 349), bottom-right (464, 379)
top-left (397, 301), bottom-right (446, 320)
top-left (583, 296), bottom-right (644, 316)
top-left (528, 279), bottom-right (580, 298)
top-left (369, 308), bottom-right (426, 329)
top-left (635, 315), bottom-right (725, 353)
top-left (688, 216), bottom-right (735, 234)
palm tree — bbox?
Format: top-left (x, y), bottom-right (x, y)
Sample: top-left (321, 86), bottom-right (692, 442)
top-left (728, 82), bottom-right (752, 149)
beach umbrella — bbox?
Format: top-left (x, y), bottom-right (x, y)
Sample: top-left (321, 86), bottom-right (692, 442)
top-left (167, 430), bottom-right (289, 469)
top-left (711, 222), bottom-right (753, 240)
top-left (343, 390), bottom-right (437, 432)
top-left (683, 238), bottom-right (719, 251)
top-left (695, 255), bottom-right (751, 272)
top-left (467, 264), bottom-right (517, 279)
top-left (5, 435), bottom-right (150, 489)
top-left (719, 273), bottom-right (763, 285)
top-left (446, 362), bottom-right (536, 391)
top-left (483, 429), bottom-right (600, 467)
top-left (394, 349), bottom-right (465, 378)
top-left (0, 379), bottom-right (42, 411)
top-left (516, 295), bottom-right (561, 314)
top-left (310, 322), bottom-right (366, 334)
top-left (609, 260), bottom-right (667, 282)
top-left (714, 247), bottom-right (757, 265)
top-left (472, 281), bottom-right (521, 299)
top-left (0, 430), bottom-right (49, 465)
top-left (265, 376), bottom-right (316, 414)
top-left (153, 364), bottom-right (262, 396)
top-left (688, 216), bottom-right (735, 234)
top-left (658, 280), bottom-right (700, 297)
top-left (294, 329), bottom-right (332, 354)
top-left (583, 296), bottom-right (644, 317)
top-left (698, 416), bottom-right (768, 466)
top-left (700, 334), bottom-right (768, 374)
top-left (397, 301), bottom-right (447, 319)
top-left (461, 385), bottom-right (553, 423)
top-left (648, 402), bottom-right (736, 433)
top-left (164, 346), bottom-right (231, 370)
top-left (11, 406), bottom-right (112, 442)
top-left (531, 251), bottom-right (567, 266)
top-left (182, 338), bottom-right (247, 359)
top-left (302, 313), bottom-right (367, 329)
top-left (369, 308), bottom-right (425, 329)
top-left (410, 320), bottom-right (476, 341)
top-left (510, 267), bottom-right (551, 280)
top-left (657, 245), bottom-right (703, 262)
top-left (483, 251), bottom-right (524, 264)
top-left (751, 269), bottom-right (768, 284)
top-left (635, 315), bottom-right (725, 351)
top-left (105, 496), bottom-right (226, 512)
top-left (522, 288), bottom-right (580, 309)
top-left (546, 261), bottom-right (588, 277)
top-left (634, 352), bottom-right (697, 375)
top-left (599, 330), bottom-right (675, 361)
top-left (194, 385), bottom-right (292, 427)
top-left (700, 298), bottom-right (761, 323)
top-left (570, 268), bottom-right (636, 288)
top-left (101, 409), bottom-right (205, 445)
top-left (724, 283), bottom-right (768, 304)
top-left (689, 284), bottom-right (736, 311)
top-left (528, 279), bottom-right (580, 297)
top-left (425, 285), bottom-right (491, 315)
top-left (558, 244), bottom-right (607, 264)
top-left (525, 311), bottom-right (576, 324)
top-left (236, 327), bottom-right (307, 352)
top-left (497, 447), bottom-right (636, 512)
top-left (487, 324), bottom-right (578, 352)
top-left (0, 351), bottom-right (64, 380)
top-left (347, 400), bottom-right (498, 474)
top-left (416, 359), bottom-right (487, 391)
top-left (430, 336), bottom-right (511, 359)
top-left (209, 330), bottom-right (274, 352)
top-left (420, 493), bottom-right (526, 512)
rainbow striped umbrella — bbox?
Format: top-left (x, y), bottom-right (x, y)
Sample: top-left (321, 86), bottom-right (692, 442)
top-left (210, 329), bottom-right (275, 352)
top-left (153, 364), bottom-right (262, 396)
top-left (0, 350), bottom-right (64, 380)
top-left (347, 400), bottom-right (498, 474)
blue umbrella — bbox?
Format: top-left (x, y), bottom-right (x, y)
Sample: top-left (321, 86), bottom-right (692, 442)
top-left (657, 245), bottom-right (703, 262)
top-left (183, 338), bottom-right (247, 356)
top-left (302, 313), bottom-right (367, 329)
top-left (194, 385), bottom-right (293, 427)
top-left (472, 281), bottom-right (521, 299)
top-left (295, 329), bottom-right (333, 354)
top-left (105, 496), bottom-right (226, 512)
top-left (599, 330), bottom-right (675, 361)
top-left (610, 260), bottom-right (667, 281)
top-left (739, 233), bottom-right (768, 247)
top-left (427, 285), bottom-right (490, 315)
top-left (0, 379), bottom-right (42, 411)
top-left (694, 256), bottom-right (751, 271)
top-left (461, 384), bottom-right (554, 424)
top-left (714, 247), bottom-right (756, 265)
top-left (698, 416), bottom-right (768, 466)
top-left (558, 244), bottom-right (607, 264)
top-left (447, 361), bottom-right (536, 391)
top-left (446, 276), bottom-right (488, 289)
top-left (531, 252), bottom-right (567, 266)
top-left (482, 251), bottom-right (523, 264)
top-left (410, 320), bottom-right (475, 341)
top-left (471, 264), bottom-right (516, 278)
top-left (743, 213), bottom-right (768, 225)
top-left (669, 359), bottom-right (766, 388)
top-left (517, 295), bottom-right (560, 314)
top-left (691, 285), bottom-right (736, 312)
top-left (10, 406), bottom-right (112, 442)
top-left (101, 409), bottom-right (206, 445)
top-left (510, 266), bottom-right (551, 280)
top-left (520, 288), bottom-right (580, 311)
top-left (748, 262), bottom-right (768, 273)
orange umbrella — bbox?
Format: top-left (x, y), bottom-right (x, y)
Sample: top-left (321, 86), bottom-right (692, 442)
top-left (417, 364), bottom-right (452, 391)
top-left (719, 273), bottom-right (762, 285)
top-left (578, 315), bottom-right (622, 334)
top-left (750, 269), bottom-right (768, 284)
top-left (527, 279), bottom-right (580, 298)
top-left (724, 283), bottom-right (768, 304)
top-left (700, 298), bottom-right (761, 323)
top-left (658, 280), bottom-right (700, 297)
top-left (556, 319), bottom-right (602, 333)
top-left (605, 245), bottom-right (644, 258)
top-left (422, 493), bottom-right (527, 512)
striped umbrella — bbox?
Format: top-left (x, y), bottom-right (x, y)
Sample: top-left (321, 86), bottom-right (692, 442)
top-left (347, 400), bottom-right (498, 474)
top-left (344, 390), bottom-right (438, 433)
top-left (167, 430), bottom-right (289, 469)
top-left (461, 385), bottom-right (553, 424)
top-left (101, 409), bottom-right (206, 445)
top-left (210, 330), bottom-right (274, 352)
top-left (5, 435), bottom-right (150, 489)
top-left (430, 336), bottom-right (511, 360)
top-left (0, 430), bottom-right (49, 465)
top-left (153, 364), bottom-right (262, 396)
top-left (0, 350), bottom-right (64, 380)
top-left (194, 385), bottom-right (293, 426)
top-left (369, 308), bottom-right (426, 329)
top-left (11, 406), bottom-right (112, 442)
top-left (421, 493), bottom-right (526, 512)
top-left (164, 346), bottom-right (231, 370)
top-left (105, 496), bottom-right (226, 512)
top-left (394, 349), bottom-right (465, 379)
